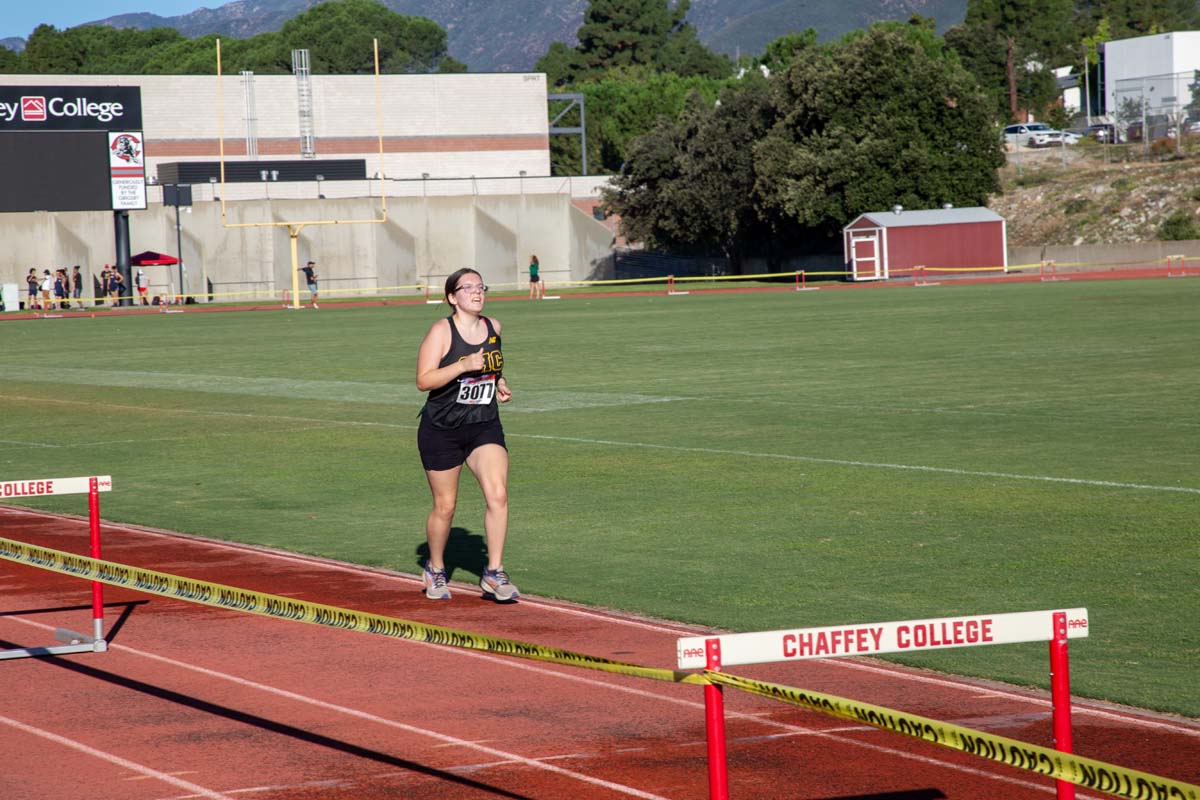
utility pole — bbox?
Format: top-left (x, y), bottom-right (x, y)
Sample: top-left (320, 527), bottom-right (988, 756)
top-left (164, 184), bottom-right (193, 303)
top-left (1082, 44), bottom-right (1091, 126)
top-left (1007, 36), bottom-right (1018, 120)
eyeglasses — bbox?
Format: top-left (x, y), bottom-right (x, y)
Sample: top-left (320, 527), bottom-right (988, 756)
top-left (454, 283), bottom-right (488, 294)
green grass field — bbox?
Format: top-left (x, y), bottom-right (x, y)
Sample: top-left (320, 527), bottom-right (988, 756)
top-left (1, 278), bottom-right (1197, 716)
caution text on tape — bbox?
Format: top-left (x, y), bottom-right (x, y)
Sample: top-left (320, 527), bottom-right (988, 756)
top-left (707, 671), bottom-right (1199, 800)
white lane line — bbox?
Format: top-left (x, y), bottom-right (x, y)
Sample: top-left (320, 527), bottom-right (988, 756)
top-left (4, 395), bottom-right (1195, 495)
top-left (0, 713), bottom-right (238, 800)
top-left (0, 618), bottom-right (670, 800)
top-left (117, 642), bottom-right (675, 800)
top-left (513, 433), bottom-right (1200, 495)
top-left (1, 615), bottom-right (1096, 800)
top-left (4, 505), bottom-right (1198, 739)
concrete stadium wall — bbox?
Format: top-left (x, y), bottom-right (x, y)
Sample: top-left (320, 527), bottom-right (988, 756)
top-left (1008, 241), bottom-right (1200, 270)
top-left (0, 192), bottom-right (615, 306)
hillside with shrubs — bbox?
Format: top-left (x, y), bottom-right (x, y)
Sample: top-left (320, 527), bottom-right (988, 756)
top-left (990, 139), bottom-right (1200, 246)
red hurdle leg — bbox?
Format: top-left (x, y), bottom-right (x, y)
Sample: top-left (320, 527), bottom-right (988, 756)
top-left (1050, 611), bottom-right (1075, 800)
top-left (88, 477), bottom-right (105, 645)
top-left (704, 637), bottom-right (730, 800)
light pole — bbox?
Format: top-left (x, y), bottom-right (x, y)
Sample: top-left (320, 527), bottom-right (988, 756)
top-left (164, 184), bottom-right (193, 303)
top-left (517, 171), bottom-right (527, 288)
top-left (1082, 44), bottom-right (1091, 127)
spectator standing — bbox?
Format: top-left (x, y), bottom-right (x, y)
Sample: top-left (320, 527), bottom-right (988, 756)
top-left (53, 269), bottom-right (67, 309)
top-left (109, 269), bottom-right (124, 307)
top-left (39, 270), bottom-right (53, 311)
top-left (135, 268), bottom-right (149, 305)
top-left (71, 266), bottom-right (83, 309)
top-left (26, 269), bottom-right (39, 310)
top-left (99, 267), bottom-right (110, 305)
top-left (298, 260), bottom-right (319, 308)
top-left (528, 254), bottom-right (544, 300)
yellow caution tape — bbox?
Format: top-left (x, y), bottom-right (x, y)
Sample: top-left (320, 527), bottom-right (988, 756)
top-left (0, 537), bottom-right (704, 686)
top-left (706, 671), bottom-right (1200, 800)
top-left (921, 265), bottom-right (1007, 274)
top-left (5, 534), bottom-right (1195, 799)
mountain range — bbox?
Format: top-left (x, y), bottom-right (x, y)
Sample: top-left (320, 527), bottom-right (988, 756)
top-left (3, 0), bottom-right (968, 73)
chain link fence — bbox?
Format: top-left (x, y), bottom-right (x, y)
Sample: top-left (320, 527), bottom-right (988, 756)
top-left (1112, 70), bottom-right (1199, 145)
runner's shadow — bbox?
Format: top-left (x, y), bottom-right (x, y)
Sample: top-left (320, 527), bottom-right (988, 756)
top-left (415, 526), bottom-right (487, 581)
top-left (29, 655), bottom-right (535, 799)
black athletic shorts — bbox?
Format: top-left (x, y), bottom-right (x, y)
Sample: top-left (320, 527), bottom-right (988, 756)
top-left (418, 414), bottom-right (507, 471)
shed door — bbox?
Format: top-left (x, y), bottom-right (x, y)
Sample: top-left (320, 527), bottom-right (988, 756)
top-left (851, 232), bottom-right (881, 281)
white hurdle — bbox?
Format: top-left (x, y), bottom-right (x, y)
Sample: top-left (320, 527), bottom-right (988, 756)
top-left (0, 475), bottom-right (112, 660)
top-left (679, 608), bottom-right (1089, 800)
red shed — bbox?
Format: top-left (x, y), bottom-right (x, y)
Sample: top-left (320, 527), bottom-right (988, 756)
top-left (843, 206), bottom-right (1007, 281)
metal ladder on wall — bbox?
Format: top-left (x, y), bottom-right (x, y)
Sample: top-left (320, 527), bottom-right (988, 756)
top-left (293, 49), bottom-right (316, 159)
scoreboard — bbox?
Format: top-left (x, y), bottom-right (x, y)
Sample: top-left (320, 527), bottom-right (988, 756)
top-left (0, 86), bottom-right (144, 213)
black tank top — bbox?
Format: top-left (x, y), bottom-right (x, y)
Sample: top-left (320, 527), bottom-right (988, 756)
top-left (423, 315), bottom-right (504, 429)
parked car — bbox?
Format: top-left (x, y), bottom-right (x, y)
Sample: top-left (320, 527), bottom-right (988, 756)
top-left (1003, 122), bottom-right (1052, 146)
top-left (1029, 129), bottom-right (1079, 147)
top-left (1002, 122), bottom-right (1078, 148)
top-left (1125, 117), bottom-right (1179, 143)
top-left (1084, 123), bottom-right (1121, 143)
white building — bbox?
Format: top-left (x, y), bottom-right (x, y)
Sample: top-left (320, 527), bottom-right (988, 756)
top-left (1103, 31), bottom-right (1200, 118)
top-left (0, 72), bottom-right (551, 182)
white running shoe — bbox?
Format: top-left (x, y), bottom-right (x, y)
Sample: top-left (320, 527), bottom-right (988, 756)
top-left (480, 568), bottom-right (519, 602)
top-left (423, 561), bottom-right (451, 600)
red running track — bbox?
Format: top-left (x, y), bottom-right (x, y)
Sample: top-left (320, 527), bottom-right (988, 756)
top-left (1, 506), bottom-right (1197, 800)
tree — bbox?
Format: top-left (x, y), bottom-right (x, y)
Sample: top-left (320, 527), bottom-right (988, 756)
top-left (536, 0), bottom-right (730, 87)
top-left (0, 45), bottom-right (21, 74)
top-left (602, 73), bottom-right (778, 266)
top-left (946, 0), bottom-right (1075, 120)
top-left (754, 25), bottom-right (1004, 234)
top-left (753, 30), bottom-right (818, 75)
top-left (1188, 70), bottom-right (1200, 118)
top-left (9, 1), bottom-right (460, 75)
top-left (277, 0), bottom-right (458, 74)
top-left (1076, 0), bottom-right (1200, 40)
top-left (20, 24), bottom-right (87, 73)
top-left (536, 0), bottom-right (732, 174)
top-left (548, 67), bottom-right (725, 175)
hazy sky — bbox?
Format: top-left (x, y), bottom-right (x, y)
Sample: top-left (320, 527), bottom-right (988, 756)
top-left (4, 1), bottom-right (207, 40)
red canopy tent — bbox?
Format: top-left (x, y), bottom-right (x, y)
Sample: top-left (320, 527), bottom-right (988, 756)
top-left (130, 251), bottom-right (179, 266)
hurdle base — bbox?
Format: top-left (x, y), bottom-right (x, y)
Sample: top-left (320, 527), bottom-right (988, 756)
top-left (0, 629), bottom-right (107, 660)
